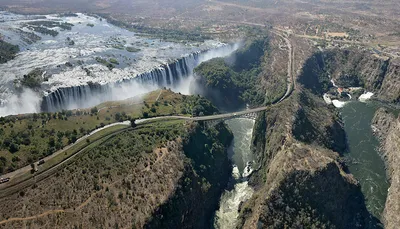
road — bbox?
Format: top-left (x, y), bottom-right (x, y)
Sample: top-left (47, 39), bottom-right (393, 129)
top-left (0, 121), bottom-right (131, 182)
top-left (0, 30), bottom-right (294, 197)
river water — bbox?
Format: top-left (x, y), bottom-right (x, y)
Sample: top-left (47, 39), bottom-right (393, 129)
top-left (340, 101), bottom-right (390, 219)
top-left (213, 119), bottom-right (255, 229)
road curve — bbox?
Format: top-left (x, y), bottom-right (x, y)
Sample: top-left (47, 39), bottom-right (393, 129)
top-left (136, 30), bottom-right (294, 124)
top-left (0, 30), bottom-right (294, 197)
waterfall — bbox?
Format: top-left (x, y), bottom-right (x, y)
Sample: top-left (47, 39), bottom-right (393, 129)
top-left (41, 52), bottom-right (198, 112)
top-left (40, 43), bottom-right (239, 112)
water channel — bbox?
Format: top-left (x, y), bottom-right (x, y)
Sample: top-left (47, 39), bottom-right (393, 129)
top-left (340, 101), bottom-right (393, 219)
top-left (213, 119), bottom-right (255, 229)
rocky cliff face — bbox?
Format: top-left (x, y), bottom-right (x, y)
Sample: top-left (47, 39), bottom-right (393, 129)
top-left (236, 40), bottom-right (380, 228)
top-left (325, 50), bottom-right (400, 104)
top-left (372, 108), bottom-right (400, 229)
top-left (296, 49), bottom-right (400, 105)
top-left (144, 122), bottom-right (233, 228)
top-left (237, 91), bottom-right (377, 228)
top-left (192, 38), bottom-right (269, 111)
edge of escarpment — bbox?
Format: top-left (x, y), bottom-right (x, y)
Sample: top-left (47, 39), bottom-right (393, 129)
top-left (237, 90), bottom-right (378, 229)
top-left (372, 108), bottom-right (400, 228)
top-left (144, 122), bottom-right (233, 229)
top-left (236, 38), bottom-right (381, 228)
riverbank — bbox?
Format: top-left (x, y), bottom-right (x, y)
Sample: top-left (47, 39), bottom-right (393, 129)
top-left (372, 108), bottom-right (400, 228)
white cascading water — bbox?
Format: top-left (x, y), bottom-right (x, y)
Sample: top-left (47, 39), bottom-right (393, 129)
top-left (0, 11), bottom-right (241, 116)
top-left (40, 43), bottom-right (240, 112)
top-left (214, 119), bottom-right (255, 229)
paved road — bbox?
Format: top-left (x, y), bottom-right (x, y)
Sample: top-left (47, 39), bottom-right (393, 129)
top-left (0, 30), bottom-right (294, 195)
top-left (136, 30), bottom-right (295, 124)
top-left (0, 122), bottom-right (130, 190)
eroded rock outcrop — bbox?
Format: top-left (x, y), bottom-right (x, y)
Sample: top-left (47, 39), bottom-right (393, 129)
top-left (297, 49), bottom-right (400, 105)
top-left (236, 90), bottom-right (377, 228)
top-left (144, 122), bottom-right (233, 228)
top-left (324, 50), bottom-right (400, 104)
top-left (372, 108), bottom-right (400, 229)
top-left (236, 39), bottom-right (380, 227)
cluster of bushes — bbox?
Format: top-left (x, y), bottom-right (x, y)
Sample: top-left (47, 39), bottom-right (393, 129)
top-left (26, 21), bottom-right (74, 30)
top-left (16, 28), bottom-right (41, 44)
top-left (28, 26), bottom-right (59, 37)
top-left (194, 38), bottom-right (269, 109)
top-left (1, 129), bottom-right (32, 153)
top-left (95, 57), bottom-right (115, 70)
top-left (142, 101), bottom-right (158, 118)
top-left (23, 20), bottom-right (74, 37)
top-left (20, 68), bottom-right (45, 89)
top-left (0, 156), bottom-right (7, 173)
top-left (114, 112), bottom-right (129, 122)
top-left (126, 46), bottom-right (141, 53)
top-left (0, 40), bottom-right (19, 63)
top-left (104, 15), bottom-right (210, 42)
top-left (181, 95), bottom-right (219, 116)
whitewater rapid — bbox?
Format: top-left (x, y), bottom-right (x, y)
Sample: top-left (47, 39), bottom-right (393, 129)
top-left (0, 11), bottom-right (240, 116)
top-left (214, 119), bottom-right (255, 229)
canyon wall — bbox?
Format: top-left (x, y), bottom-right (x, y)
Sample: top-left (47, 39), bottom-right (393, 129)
top-left (372, 109), bottom-right (400, 229)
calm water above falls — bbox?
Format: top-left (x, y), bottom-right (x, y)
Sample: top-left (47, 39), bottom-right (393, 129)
top-left (340, 101), bottom-right (389, 219)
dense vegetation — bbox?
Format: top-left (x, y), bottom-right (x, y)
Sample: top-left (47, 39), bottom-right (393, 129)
top-left (0, 89), bottom-right (217, 175)
top-left (126, 46), bottom-right (141, 52)
top-left (0, 110), bottom-right (114, 174)
top-left (103, 15), bottom-right (211, 42)
top-left (19, 68), bottom-right (45, 89)
top-left (142, 90), bottom-right (219, 118)
top-left (95, 57), bottom-right (115, 70)
top-left (22, 21), bottom-right (73, 37)
top-left (194, 38), bottom-right (268, 110)
top-left (26, 20), bottom-right (74, 30)
top-left (297, 52), bottom-right (331, 95)
top-left (0, 40), bottom-right (19, 63)
top-left (28, 26), bottom-right (59, 37)
top-left (0, 119), bottom-right (233, 228)
top-left (145, 122), bottom-right (233, 228)
top-left (15, 28), bottom-right (41, 44)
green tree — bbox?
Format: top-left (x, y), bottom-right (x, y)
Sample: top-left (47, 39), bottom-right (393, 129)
top-left (130, 119), bottom-right (137, 128)
top-left (91, 106), bottom-right (98, 114)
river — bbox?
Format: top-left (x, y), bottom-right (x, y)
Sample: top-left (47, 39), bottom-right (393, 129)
top-left (340, 101), bottom-right (391, 219)
top-left (213, 119), bottom-right (255, 229)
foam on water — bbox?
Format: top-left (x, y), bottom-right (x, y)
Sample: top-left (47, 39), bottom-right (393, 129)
top-left (0, 11), bottom-right (239, 116)
top-left (214, 182), bottom-right (254, 229)
top-left (359, 92), bottom-right (374, 102)
top-left (323, 93), bottom-right (333, 105)
top-left (332, 99), bottom-right (348, 108)
top-left (214, 119), bottom-right (255, 229)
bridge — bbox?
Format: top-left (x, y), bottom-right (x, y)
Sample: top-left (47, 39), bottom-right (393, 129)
top-left (0, 30), bottom-right (295, 199)
top-left (136, 110), bottom-right (261, 127)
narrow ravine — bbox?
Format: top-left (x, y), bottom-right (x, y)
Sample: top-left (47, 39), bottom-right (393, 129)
top-left (340, 101), bottom-right (389, 219)
top-left (213, 119), bottom-right (255, 229)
